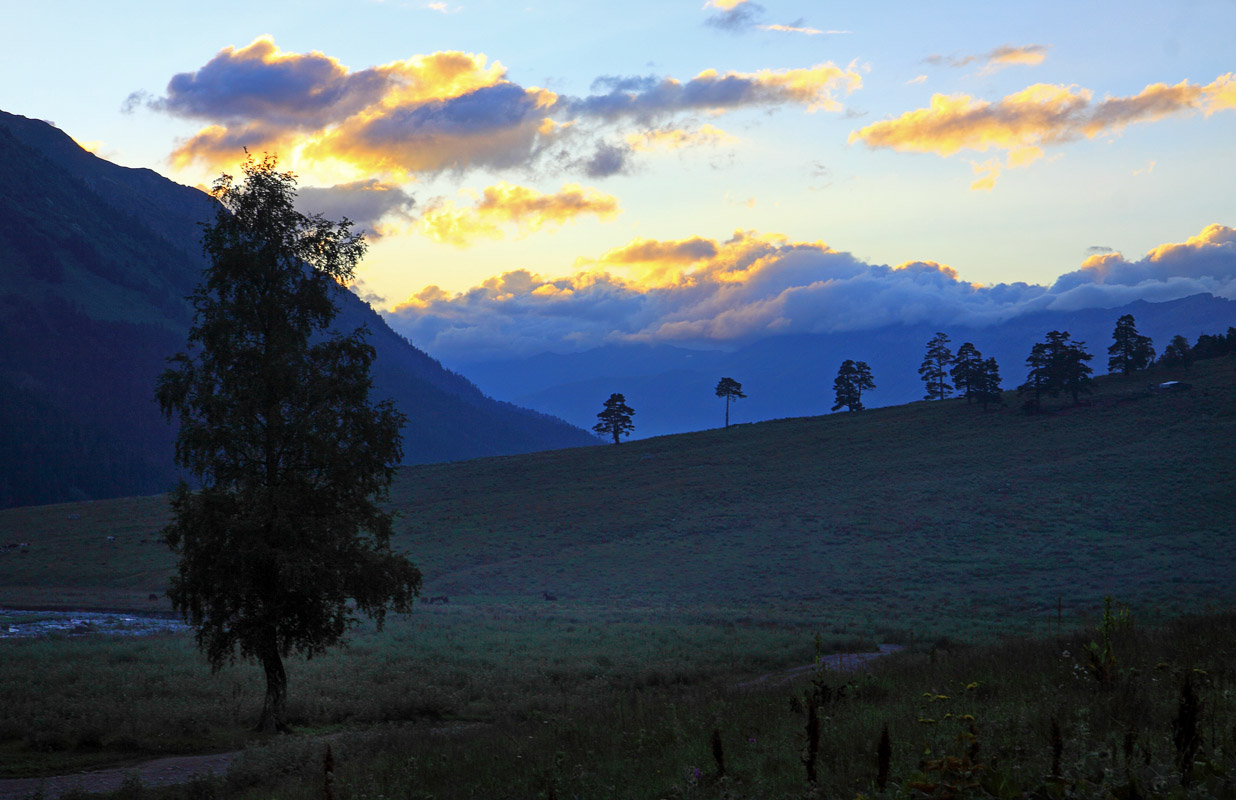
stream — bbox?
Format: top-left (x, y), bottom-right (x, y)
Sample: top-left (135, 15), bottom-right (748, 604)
top-left (0, 608), bottom-right (189, 638)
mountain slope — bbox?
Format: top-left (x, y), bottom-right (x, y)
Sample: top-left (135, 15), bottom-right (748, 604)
top-left (0, 111), bottom-right (594, 509)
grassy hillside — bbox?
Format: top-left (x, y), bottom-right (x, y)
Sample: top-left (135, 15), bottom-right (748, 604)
top-left (0, 360), bottom-right (1233, 796)
top-left (3, 357), bottom-right (1233, 639)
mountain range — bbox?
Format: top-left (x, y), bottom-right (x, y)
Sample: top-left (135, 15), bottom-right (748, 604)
top-left (0, 111), bottom-right (595, 509)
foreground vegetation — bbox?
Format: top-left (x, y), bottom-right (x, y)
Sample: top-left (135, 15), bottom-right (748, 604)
top-left (0, 357), bottom-right (1233, 796)
top-left (4, 607), bottom-right (1234, 798)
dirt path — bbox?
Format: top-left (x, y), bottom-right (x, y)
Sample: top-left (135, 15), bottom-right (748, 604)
top-left (0, 752), bottom-right (236, 800)
top-left (0, 646), bottom-right (902, 799)
top-left (736, 643), bottom-right (903, 688)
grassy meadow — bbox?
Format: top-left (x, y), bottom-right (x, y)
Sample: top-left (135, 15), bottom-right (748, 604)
top-left (0, 356), bottom-right (1234, 797)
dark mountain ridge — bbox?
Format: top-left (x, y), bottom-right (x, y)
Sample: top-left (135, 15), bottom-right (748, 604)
top-left (0, 111), bottom-right (594, 509)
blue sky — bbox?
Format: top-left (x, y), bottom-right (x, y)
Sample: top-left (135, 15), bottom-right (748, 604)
top-left (4, 0), bottom-right (1235, 359)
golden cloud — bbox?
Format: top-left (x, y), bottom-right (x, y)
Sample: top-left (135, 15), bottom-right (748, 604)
top-left (596, 236), bottom-right (720, 266)
top-left (851, 73), bottom-right (1236, 187)
top-left (1146, 223), bottom-right (1236, 263)
top-left (418, 182), bottom-right (620, 246)
top-left (925, 43), bottom-right (1049, 74)
top-left (624, 124), bottom-right (735, 151)
top-left (148, 36), bottom-right (854, 181)
top-left (981, 44), bottom-right (1049, 73)
top-left (700, 63), bottom-right (863, 112)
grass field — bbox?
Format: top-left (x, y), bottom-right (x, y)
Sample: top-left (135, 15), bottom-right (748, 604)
top-left (0, 357), bottom-right (1233, 797)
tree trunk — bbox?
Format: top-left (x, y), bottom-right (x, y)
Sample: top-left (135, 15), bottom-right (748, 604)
top-left (612, 427), bottom-right (619, 444)
top-left (256, 635), bottom-right (290, 733)
top-left (724, 397), bottom-right (730, 428)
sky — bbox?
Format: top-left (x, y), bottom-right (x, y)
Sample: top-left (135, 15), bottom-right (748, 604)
top-left (5, 0), bottom-right (1235, 362)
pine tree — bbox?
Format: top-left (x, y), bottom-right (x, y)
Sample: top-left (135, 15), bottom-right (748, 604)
top-left (1107, 314), bottom-right (1155, 375)
top-left (155, 154), bottom-right (421, 733)
top-left (593, 393), bottom-right (635, 443)
top-left (832, 360), bottom-right (875, 412)
top-left (919, 332), bottom-right (954, 401)
top-left (950, 342), bottom-right (984, 403)
top-left (714, 377), bottom-right (746, 428)
top-left (1020, 330), bottom-right (1094, 410)
top-left (977, 357), bottom-right (1004, 410)
top-left (1046, 330), bottom-right (1094, 404)
top-left (1019, 342), bottom-right (1051, 413)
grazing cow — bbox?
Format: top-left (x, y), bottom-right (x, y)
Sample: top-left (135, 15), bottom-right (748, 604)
top-left (148, 593), bottom-right (158, 601)
top-left (107, 536), bottom-right (116, 543)
top-left (542, 591), bottom-right (557, 602)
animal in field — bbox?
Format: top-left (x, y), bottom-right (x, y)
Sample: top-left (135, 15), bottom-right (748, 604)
top-left (542, 591), bottom-right (557, 601)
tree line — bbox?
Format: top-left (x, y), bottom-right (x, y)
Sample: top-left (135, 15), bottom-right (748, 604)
top-left (591, 314), bottom-right (1235, 441)
top-left (828, 313), bottom-right (1234, 417)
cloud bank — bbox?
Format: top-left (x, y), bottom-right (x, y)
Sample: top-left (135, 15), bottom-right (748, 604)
top-left (384, 224), bottom-right (1236, 361)
top-left (137, 36), bottom-right (859, 180)
top-left (851, 73), bottom-right (1236, 187)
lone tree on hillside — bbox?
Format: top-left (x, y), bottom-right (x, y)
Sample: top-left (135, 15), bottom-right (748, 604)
top-left (593, 393), bottom-right (635, 443)
top-left (714, 377), bottom-right (746, 428)
top-left (1159, 334), bottom-right (1194, 369)
top-left (832, 360), bottom-right (875, 412)
top-left (950, 342), bottom-right (985, 403)
top-left (919, 332), bottom-right (954, 401)
top-left (156, 154), bottom-right (421, 733)
top-left (1107, 314), bottom-right (1155, 375)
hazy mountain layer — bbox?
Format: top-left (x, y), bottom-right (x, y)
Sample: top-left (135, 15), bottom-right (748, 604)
top-left (456, 293), bottom-right (1236, 438)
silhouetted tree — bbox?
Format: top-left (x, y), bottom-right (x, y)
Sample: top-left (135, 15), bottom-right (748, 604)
top-left (1192, 330), bottom-right (1234, 360)
top-left (1048, 331), bottom-right (1095, 404)
top-left (1159, 334), bottom-right (1194, 368)
top-left (976, 357), bottom-right (1004, 410)
top-left (156, 154), bottom-right (421, 733)
top-left (1019, 343), bottom-right (1051, 413)
top-left (919, 332), bottom-right (953, 401)
top-left (714, 377), bottom-right (746, 428)
top-left (1020, 330), bottom-right (1093, 411)
top-left (1107, 314), bottom-right (1155, 375)
top-left (832, 360), bottom-right (875, 412)
top-left (950, 342), bottom-right (984, 403)
top-left (593, 393), bottom-right (635, 443)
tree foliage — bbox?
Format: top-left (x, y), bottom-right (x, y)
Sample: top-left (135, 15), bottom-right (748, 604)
top-left (155, 154), bottom-right (421, 733)
top-left (1192, 327), bottom-right (1236, 360)
top-left (950, 342), bottom-right (984, 403)
top-left (1107, 314), bottom-right (1155, 375)
top-left (976, 357), bottom-right (1004, 410)
top-left (1018, 330), bottom-right (1094, 412)
top-left (832, 360), bottom-right (875, 412)
top-left (1159, 334), bottom-right (1194, 369)
top-left (593, 392), bottom-right (635, 443)
top-left (919, 332), bottom-right (954, 401)
top-left (714, 377), bottom-right (746, 428)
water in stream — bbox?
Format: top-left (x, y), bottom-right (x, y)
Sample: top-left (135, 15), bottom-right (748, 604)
top-left (0, 609), bottom-right (189, 638)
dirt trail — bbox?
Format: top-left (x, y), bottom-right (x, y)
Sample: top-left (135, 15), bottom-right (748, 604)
top-left (736, 643), bottom-right (904, 688)
top-left (0, 646), bottom-right (902, 799)
top-left (0, 752), bottom-right (235, 800)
